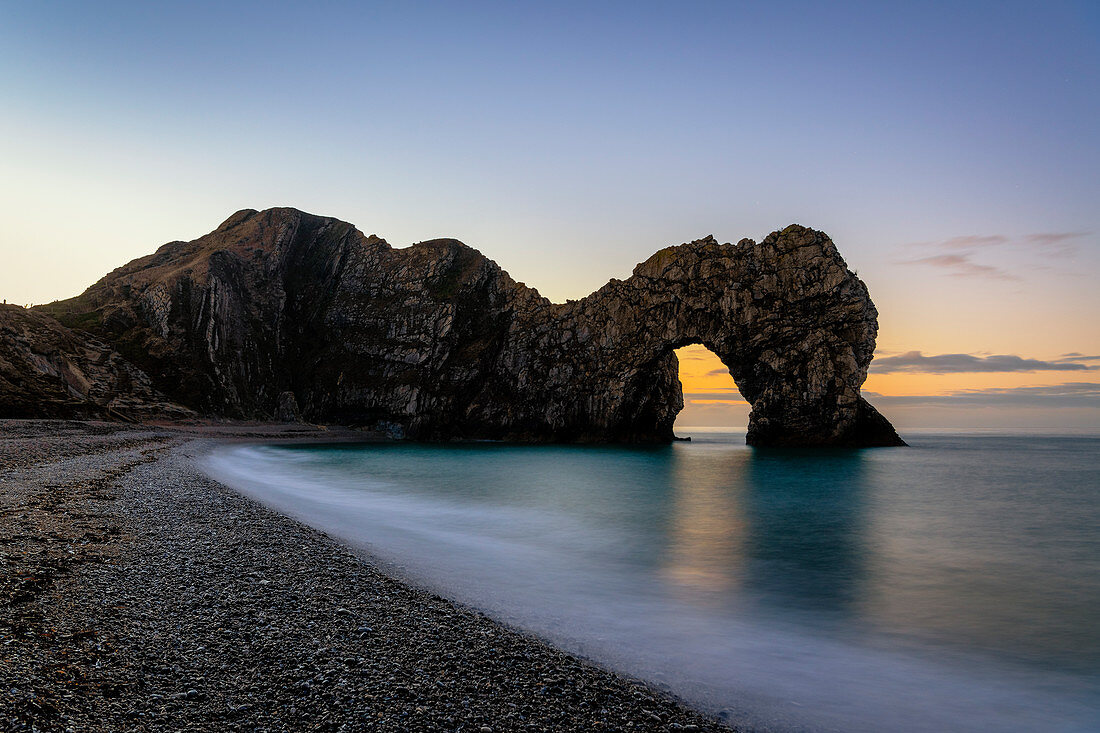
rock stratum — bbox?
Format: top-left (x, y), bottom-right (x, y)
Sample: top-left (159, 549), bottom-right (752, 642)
top-left (9, 208), bottom-right (902, 446)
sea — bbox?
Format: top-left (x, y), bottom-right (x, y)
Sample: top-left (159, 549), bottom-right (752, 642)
top-left (203, 428), bottom-right (1100, 732)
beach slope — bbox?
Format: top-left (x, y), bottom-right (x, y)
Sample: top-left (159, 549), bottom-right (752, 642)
top-left (1, 421), bottom-right (734, 732)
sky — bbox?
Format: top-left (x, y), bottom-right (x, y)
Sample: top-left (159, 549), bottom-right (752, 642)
top-left (1, 1), bottom-right (1097, 429)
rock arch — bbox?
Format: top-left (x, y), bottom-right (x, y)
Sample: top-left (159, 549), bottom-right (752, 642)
top-left (37, 209), bottom-right (904, 447)
top-left (485, 225), bottom-right (905, 446)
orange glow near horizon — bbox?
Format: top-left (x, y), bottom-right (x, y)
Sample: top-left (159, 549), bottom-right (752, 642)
top-left (673, 342), bottom-right (1099, 430)
top-left (863, 367), bottom-right (1094, 396)
top-left (674, 345), bottom-right (749, 428)
top-left (674, 345), bottom-right (741, 398)
top-left (678, 344), bottom-right (1094, 401)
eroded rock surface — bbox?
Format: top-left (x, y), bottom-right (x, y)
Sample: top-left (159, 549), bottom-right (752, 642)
top-left (28, 208), bottom-right (902, 446)
top-left (0, 305), bottom-right (192, 421)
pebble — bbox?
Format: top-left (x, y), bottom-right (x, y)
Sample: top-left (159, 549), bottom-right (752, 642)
top-left (0, 421), bottom-right (733, 733)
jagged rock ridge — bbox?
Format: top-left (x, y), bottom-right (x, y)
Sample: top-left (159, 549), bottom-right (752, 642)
top-left (26, 208), bottom-right (902, 446)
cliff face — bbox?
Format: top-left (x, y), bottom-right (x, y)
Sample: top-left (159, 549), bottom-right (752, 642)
top-left (31, 207), bottom-right (903, 446)
top-left (0, 305), bottom-right (191, 421)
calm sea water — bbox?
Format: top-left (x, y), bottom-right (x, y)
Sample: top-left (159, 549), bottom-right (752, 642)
top-left (204, 430), bottom-right (1100, 732)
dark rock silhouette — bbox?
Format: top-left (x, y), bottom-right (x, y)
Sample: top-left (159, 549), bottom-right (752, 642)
top-left (22, 207), bottom-right (901, 446)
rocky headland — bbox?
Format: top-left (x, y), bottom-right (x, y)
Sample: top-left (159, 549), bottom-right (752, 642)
top-left (8, 208), bottom-right (902, 446)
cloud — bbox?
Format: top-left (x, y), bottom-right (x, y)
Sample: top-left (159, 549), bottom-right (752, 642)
top-left (865, 383), bottom-right (1100, 408)
top-left (930, 235), bottom-right (1010, 249)
top-left (1023, 231), bottom-right (1090, 257)
top-left (870, 351), bottom-right (1099, 374)
top-left (904, 253), bottom-right (1019, 280)
top-left (1056, 353), bottom-right (1100, 362)
top-left (684, 389), bottom-right (747, 403)
top-left (911, 231), bottom-right (1089, 252)
top-left (1026, 232), bottom-right (1088, 244)
top-left (899, 231), bottom-right (1090, 278)
top-left (705, 367), bottom-right (731, 377)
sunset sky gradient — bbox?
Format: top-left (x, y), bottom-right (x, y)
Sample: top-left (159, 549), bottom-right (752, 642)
top-left (2, 1), bottom-right (1097, 428)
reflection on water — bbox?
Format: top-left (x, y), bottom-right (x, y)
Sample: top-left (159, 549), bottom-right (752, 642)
top-left (742, 449), bottom-right (868, 616)
top-left (204, 431), bottom-right (1100, 733)
top-left (662, 447), bottom-right (746, 596)
top-left (660, 440), bottom-right (869, 617)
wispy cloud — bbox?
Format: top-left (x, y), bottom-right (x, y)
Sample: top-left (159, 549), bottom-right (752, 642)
top-left (1026, 232), bottom-right (1087, 244)
top-left (1056, 353), bottom-right (1100, 362)
top-left (899, 231), bottom-right (1090, 278)
top-left (904, 253), bottom-right (1019, 280)
top-left (870, 351), bottom-right (1099, 374)
top-left (930, 235), bottom-right (1010, 249)
top-left (705, 367), bottom-right (731, 377)
top-left (865, 383), bottom-right (1100, 408)
top-left (684, 389), bottom-right (747, 404)
top-left (1024, 231), bottom-right (1090, 257)
top-left (909, 231), bottom-right (1089, 253)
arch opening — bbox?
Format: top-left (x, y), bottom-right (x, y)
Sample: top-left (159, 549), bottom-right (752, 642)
top-left (672, 343), bottom-right (749, 437)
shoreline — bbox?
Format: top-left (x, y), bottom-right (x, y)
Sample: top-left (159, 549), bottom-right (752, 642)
top-left (1, 420), bottom-right (737, 732)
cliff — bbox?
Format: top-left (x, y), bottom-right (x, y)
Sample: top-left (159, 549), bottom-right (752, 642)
top-left (21, 207), bottom-right (901, 446)
top-left (0, 305), bottom-right (192, 421)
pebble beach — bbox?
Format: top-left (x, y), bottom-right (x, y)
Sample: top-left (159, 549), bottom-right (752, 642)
top-left (0, 420), bottom-right (735, 732)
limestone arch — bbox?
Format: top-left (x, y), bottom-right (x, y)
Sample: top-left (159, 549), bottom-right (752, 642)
top-left (579, 227), bottom-right (904, 446)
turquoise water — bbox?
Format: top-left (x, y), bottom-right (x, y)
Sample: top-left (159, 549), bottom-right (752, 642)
top-left (205, 430), bottom-right (1100, 732)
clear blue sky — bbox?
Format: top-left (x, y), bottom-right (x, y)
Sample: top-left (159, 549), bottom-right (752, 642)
top-left (2, 1), bottom-right (1098, 426)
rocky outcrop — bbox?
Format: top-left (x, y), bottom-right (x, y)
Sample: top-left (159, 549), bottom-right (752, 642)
top-left (29, 208), bottom-right (902, 446)
top-left (0, 305), bottom-right (193, 421)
